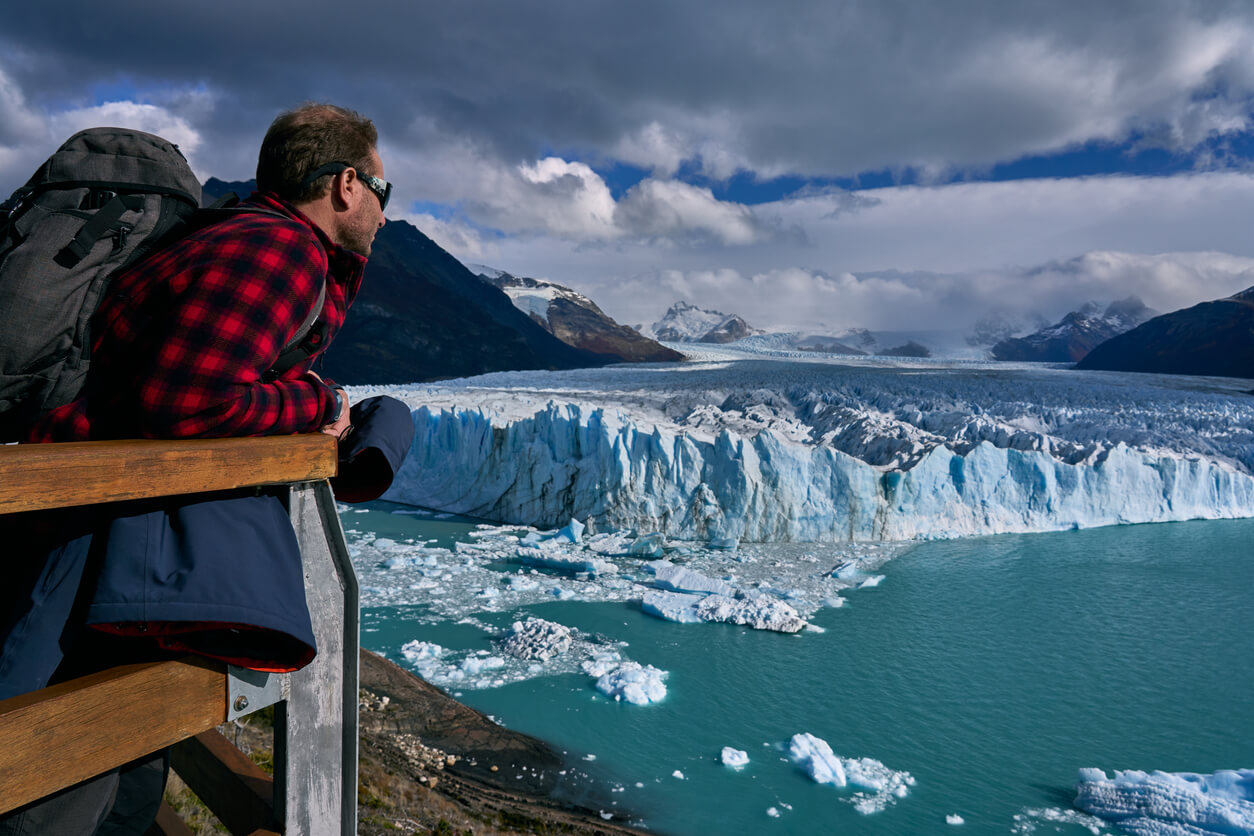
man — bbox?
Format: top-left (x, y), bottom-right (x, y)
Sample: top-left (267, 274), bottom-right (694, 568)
top-left (0, 103), bottom-right (388, 835)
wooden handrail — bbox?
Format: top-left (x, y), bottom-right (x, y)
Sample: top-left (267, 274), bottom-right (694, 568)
top-left (0, 434), bottom-right (337, 514)
top-left (171, 729), bottom-right (279, 835)
top-left (0, 657), bottom-right (227, 813)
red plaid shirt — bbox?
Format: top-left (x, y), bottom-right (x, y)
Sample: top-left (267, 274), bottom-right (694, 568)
top-left (28, 192), bottom-right (365, 442)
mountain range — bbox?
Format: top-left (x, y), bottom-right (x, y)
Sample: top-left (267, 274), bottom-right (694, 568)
top-left (1077, 287), bottom-right (1254, 379)
top-left (645, 302), bottom-right (761, 343)
top-left (991, 297), bottom-right (1156, 362)
top-left (471, 267), bottom-right (681, 363)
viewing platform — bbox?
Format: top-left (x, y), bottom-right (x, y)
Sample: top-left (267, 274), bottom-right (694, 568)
top-left (0, 434), bottom-right (358, 835)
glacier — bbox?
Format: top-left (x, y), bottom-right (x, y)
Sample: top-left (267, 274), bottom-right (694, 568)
top-left (353, 348), bottom-right (1254, 543)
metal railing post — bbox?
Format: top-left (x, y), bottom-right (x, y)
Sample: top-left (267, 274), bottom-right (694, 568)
top-left (276, 482), bottom-right (359, 835)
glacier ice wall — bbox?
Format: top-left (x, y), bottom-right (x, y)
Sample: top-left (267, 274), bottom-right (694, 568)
top-left (370, 353), bottom-right (1254, 542)
top-left (385, 400), bottom-right (1254, 542)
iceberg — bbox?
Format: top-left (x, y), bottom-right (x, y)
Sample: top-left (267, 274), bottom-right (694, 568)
top-left (789, 732), bottom-right (848, 786)
top-left (515, 546), bottom-right (618, 576)
top-left (641, 590), bottom-right (705, 624)
top-left (370, 354), bottom-right (1254, 543)
top-left (1074, 767), bottom-right (1254, 836)
top-left (582, 654), bottom-right (668, 705)
top-left (788, 733), bottom-right (915, 814)
top-left (640, 589), bottom-right (807, 632)
top-left (645, 560), bottom-right (736, 595)
top-left (721, 747), bottom-right (750, 769)
top-left (499, 617), bottom-right (573, 661)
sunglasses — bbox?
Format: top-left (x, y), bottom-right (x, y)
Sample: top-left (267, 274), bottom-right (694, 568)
top-left (301, 162), bottom-right (392, 211)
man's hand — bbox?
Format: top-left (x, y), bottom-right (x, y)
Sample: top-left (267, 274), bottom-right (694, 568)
top-left (320, 387), bottom-right (351, 439)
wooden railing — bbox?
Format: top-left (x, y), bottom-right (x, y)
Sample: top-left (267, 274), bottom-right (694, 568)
top-left (0, 435), bottom-right (359, 835)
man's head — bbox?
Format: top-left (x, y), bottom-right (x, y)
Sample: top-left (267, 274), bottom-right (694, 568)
top-left (257, 103), bottom-right (387, 256)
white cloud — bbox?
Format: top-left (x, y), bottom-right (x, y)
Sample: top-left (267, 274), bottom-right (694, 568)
top-left (0, 78), bottom-right (208, 191)
top-left (479, 171), bottom-right (1254, 331)
top-left (612, 122), bottom-right (688, 177)
top-left (48, 102), bottom-right (202, 164)
top-left (397, 212), bottom-right (498, 262)
top-left (615, 179), bottom-right (766, 245)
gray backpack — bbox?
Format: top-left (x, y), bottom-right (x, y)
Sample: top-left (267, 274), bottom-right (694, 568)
top-left (0, 128), bottom-right (324, 441)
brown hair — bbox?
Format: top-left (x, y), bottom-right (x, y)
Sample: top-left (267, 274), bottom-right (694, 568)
top-left (256, 103), bottom-right (378, 202)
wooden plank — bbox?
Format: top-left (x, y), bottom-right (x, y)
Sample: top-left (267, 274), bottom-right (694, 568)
top-left (0, 657), bottom-right (226, 813)
top-left (146, 801), bottom-right (197, 836)
top-left (0, 434), bottom-right (337, 514)
top-left (170, 730), bottom-right (277, 836)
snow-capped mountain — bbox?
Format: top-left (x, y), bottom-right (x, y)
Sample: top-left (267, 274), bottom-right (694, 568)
top-left (648, 302), bottom-right (761, 344)
top-left (992, 297), bottom-right (1155, 362)
top-left (470, 266), bottom-right (682, 363)
top-left (1078, 286), bottom-right (1254, 379)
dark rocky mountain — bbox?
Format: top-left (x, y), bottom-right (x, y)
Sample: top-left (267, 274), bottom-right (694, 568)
top-left (474, 268), bottom-right (682, 363)
top-left (992, 297), bottom-right (1155, 362)
top-left (202, 178), bottom-right (612, 383)
top-left (794, 335), bottom-right (867, 355)
top-left (1076, 287), bottom-right (1254, 379)
top-left (877, 340), bottom-right (931, 358)
top-left (648, 301), bottom-right (761, 343)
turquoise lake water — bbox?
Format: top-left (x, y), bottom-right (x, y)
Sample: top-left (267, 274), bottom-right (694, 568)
top-left (353, 512), bottom-right (1254, 835)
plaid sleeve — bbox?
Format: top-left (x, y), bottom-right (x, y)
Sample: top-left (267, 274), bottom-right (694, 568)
top-left (131, 219), bottom-right (336, 438)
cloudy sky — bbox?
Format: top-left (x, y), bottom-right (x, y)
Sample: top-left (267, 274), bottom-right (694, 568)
top-left (6, 0), bottom-right (1254, 334)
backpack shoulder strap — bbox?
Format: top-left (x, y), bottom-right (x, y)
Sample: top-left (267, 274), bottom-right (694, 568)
top-left (192, 200), bottom-right (330, 381)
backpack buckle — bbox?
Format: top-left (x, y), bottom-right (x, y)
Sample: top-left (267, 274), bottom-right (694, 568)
top-left (81, 189), bottom-right (118, 210)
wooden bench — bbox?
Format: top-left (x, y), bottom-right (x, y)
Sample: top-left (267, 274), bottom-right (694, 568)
top-left (0, 435), bottom-right (358, 835)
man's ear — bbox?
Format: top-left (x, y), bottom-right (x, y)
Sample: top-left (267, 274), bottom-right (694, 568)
top-left (329, 169), bottom-right (358, 210)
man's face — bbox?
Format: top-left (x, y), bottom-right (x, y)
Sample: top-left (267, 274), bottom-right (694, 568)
top-left (339, 149), bottom-right (387, 257)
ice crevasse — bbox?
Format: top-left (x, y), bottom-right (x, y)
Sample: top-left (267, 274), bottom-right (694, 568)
top-left (384, 402), bottom-right (1254, 543)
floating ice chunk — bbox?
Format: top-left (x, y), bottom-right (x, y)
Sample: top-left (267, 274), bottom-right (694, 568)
top-left (582, 658), bottom-right (668, 705)
top-left (824, 596), bottom-right (847, 608)
top-left (507, 575), bottom-right (539, 591)
top-left (858, 575), bottom-right (885, 589)
top-left (789, 733), bottom-right (847, 786)
top-left (721, 748), bottom-right (750, 769)
top-left (946, 814), bottom-right (964, 825)
top-left (550, 586), bottom-right (576, 600)
top-left (460, 654), bottom-right (506, 675)
top-left (1074, 767), bottom-right (1254, 835)
top-left (641, 590), bottom-right (704, 624)
top-left (1012, 807), bottom-right (1108, 835)
top-left (646, 560), bottom-right (736, 596)
top-left (672, 770), bottom-right (685, 780)
top-left (585, 531), bottom-right (637, 556)
top-left (499, 618), bottom-right (573, 661)
top-left (517, 547), bottom-right (617, 575)
top-left (766, 807), bottom-right (781, 818)
top-left (629, 533), bottom-right (666, 558)
top-left (695, 594), bottom-right (807, 633)
top-left (707, 537), bottom-right (738, 550)
top-left (551, 518), bottom-right (585, 544)
top-left (641, 590), bottom-right (806, 632)
top-left (400, 640), bottom-right (444, 664)
top-left (788, 733), bottom-right (914, 814)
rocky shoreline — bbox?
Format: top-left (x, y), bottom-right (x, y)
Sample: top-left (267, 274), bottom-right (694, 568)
top-left (356, 649), bottom-right (655, 835)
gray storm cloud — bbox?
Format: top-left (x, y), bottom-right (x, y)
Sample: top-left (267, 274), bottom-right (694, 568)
top-left (4, 0), bottom-right (1254, 188)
